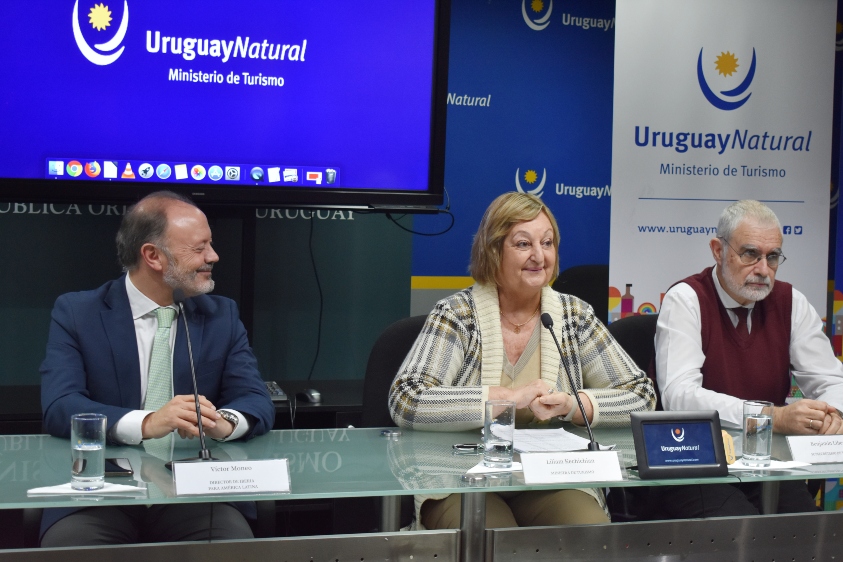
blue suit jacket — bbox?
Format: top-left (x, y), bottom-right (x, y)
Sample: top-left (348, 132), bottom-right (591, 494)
top-left (39, 276), bottom-right (275, 535)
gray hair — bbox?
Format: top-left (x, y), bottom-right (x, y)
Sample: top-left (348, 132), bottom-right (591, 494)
top-left (716, 200), bottom-right (782, 240)
top-left (116, 191), bottom-right (195, 271)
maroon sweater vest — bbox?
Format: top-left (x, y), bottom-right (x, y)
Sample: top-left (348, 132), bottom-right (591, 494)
top-left (680, 266), bottom-right (792, 404)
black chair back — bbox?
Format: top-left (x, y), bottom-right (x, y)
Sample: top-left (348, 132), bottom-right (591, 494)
top-left (552, 265), bottom-right (610, 323)
top-left (606, 314), bottom-right (659, 372)
top-left (360, 315), bottom-right (427, 428)
top-left (605, 313), bottom-right (661, 522)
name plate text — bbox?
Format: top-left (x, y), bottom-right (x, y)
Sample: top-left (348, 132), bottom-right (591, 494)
top-left (787, 436), bottom-right (843, 464)
top-left (521, 451), bottom-right (623, 484)
top-left (174, 459), bottom-right (290, 495)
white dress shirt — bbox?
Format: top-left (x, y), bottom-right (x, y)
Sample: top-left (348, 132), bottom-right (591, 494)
top-left (109, 275), bottom-right (249, 444)
top-left (655, 267), bottom-right (843, 427)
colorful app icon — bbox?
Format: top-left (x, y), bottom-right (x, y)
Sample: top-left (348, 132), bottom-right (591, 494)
top-left (306, 171), bottom-right (322, 184)
top-left (156, 163), bottom-right (171, 179)
top-left (48, 161), bottom-right (64, 176)
top-left (138, 163), bottom-right (154, 179)
top-left (283, 168), bottom-right (298, 182)
top-left (122, 163), bottom-right (135, 179)
top-left (250, 167), bottom-right (264, 182)
top-left (67, 161), bottom-right (83, 177)
top-left (174, 164), bottom-right (188, 180)
top-left (84, 161), bottom-right (101, 178)
top-left (191, 165), bottom-right (206, 180)
top-left (225, 166), bottom-right (240, 181)
top-left (103, 161), bottom-right (118, 179)
top-left (208, 165), bottom-right (223, 181)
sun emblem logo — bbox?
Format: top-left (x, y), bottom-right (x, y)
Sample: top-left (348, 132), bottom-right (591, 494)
top-left (522, 0), bottom-right (553, 31)
top-left (715, 51), bottom-right (739, 76)
top-left (697, 47), bottom-right (756, 111)
top-left (72, 0), bottom-right (130, 65)
top-left (514, 168), bottom-right (546, 197)
top-left (88, 3), bottom-right (112, 30)
top-left (671, 427), bottom-right (686, 442)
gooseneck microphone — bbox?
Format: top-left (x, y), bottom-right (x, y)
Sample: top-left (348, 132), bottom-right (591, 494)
top-left (166, 288), bottom-right (216, 470)
top-left (540, 313), bottom-right (600, 451)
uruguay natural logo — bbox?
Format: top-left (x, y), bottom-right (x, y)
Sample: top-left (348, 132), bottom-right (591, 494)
top-left (522, 0), bottom-right (553, 31)
top-left (671, 427), bottom-right (686, 443)
top-left (73, 1), bottom-right (129, 65)
top-left (515, 168), bottom-right (546, 197)
top-left (697, 47), bottom-right (756, 111)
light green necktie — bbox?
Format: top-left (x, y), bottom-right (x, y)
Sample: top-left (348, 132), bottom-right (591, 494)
top-left (144, 307), bottom-right (176, 459)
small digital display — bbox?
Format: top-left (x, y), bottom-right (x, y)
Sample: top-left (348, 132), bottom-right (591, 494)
top-left (642, 421), bottom-right (717, 466)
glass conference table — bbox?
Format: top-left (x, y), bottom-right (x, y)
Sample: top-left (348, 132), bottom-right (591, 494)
top-left (2, 426), bottom-right (843, 561)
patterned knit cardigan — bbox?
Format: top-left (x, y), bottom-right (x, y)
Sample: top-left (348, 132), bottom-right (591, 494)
top-left (388, 283), bottom-right (656, 529)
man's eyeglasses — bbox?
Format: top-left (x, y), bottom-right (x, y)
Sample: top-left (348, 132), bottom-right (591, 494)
top-left (719, 237), bottom-right (786, 268)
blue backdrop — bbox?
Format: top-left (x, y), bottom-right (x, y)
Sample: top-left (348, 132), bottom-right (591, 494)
top-left (413, 0), bottom-right (616, 277)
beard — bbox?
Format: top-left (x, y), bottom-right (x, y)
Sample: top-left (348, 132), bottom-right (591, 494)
top-left (163, 261), bottom-right (215, 296)
top-left (722, 266), bottom-right (772, 302)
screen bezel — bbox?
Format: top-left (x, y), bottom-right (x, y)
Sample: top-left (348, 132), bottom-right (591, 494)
top-left (0, 0), bottom-right (450, 211)
top-left (631, 410), bottom-right (729, 480)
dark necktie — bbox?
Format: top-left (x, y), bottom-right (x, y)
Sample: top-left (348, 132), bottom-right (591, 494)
top-left (731, 307), bottom-right (749, 340)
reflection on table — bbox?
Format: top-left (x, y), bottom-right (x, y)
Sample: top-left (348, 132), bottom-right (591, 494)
top-left (1, 425), bottom-right (840, 512)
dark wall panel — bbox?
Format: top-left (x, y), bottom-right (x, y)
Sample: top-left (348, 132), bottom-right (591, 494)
top-left (251, 209), bottom-right (412, 382)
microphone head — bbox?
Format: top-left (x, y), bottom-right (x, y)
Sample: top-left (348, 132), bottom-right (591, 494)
top-left (172, 288), bottom-right (186, 304)
top-left (540, 313), bottom-right (554, 329)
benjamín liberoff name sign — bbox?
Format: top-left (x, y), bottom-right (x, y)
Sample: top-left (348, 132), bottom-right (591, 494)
top-left (173, 459), bottom-right (291, 495)
top-left (787, 436), bottom-right (843, 464)
top-left (521, 452), bottom-right (623, 484)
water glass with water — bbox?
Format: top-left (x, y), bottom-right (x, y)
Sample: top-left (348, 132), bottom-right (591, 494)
top-left (71, 413), bottom-right (107, 490)
top-left (742, 400), bottom-right (773, 467)
top-left (483, 400), bottom-right (515, 468)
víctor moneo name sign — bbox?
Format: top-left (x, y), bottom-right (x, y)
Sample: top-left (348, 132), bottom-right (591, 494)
top-left (521, 452), bottom-right (623, 484)
top-left (173, 459), bottom-right (291, 495)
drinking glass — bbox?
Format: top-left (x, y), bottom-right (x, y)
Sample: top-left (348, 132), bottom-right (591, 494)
top-left (71, 413), bottom-right (107, 490)
top-left (483, 400), bottom-right (515, 468)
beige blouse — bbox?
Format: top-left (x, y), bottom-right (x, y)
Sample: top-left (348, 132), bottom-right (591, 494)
top-left (500, 322), bottom-right (542, 426)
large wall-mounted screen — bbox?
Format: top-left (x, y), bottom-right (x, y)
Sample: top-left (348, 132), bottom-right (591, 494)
top-left (0, 1), bottom-right (449, 209)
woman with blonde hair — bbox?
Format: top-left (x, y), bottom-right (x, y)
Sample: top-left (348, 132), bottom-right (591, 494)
top-left (389, 191), bottom-right (655, 529)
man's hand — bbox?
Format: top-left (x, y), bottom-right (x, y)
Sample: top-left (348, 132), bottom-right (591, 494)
top-left (772, 400), bottom-right (832, 435)
top-left (818, 406), bottom-right (843, 435)
top-left (203, 416), bottom-right (234, 440)
top-left (142, 395), bottom-right (222, 439)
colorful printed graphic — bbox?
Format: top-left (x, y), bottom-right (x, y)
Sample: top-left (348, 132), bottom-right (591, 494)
top-left (637, 302), bottom-right (657, 315)
top-left (621, 284), bottom-right (635, 317)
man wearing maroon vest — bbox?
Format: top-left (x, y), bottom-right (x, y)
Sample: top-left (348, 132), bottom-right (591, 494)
top-left (654, 200), bottom-right (843, 517)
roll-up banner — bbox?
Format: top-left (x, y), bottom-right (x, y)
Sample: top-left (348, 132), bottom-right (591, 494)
top-left (609, 0), bottom-right (835, 320)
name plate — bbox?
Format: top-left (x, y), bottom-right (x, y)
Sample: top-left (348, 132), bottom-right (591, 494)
top-left (787, 436), bottom-right (843, 464)
top-left (173, 459), bottom-right (291, 496)
top-left (521, 451), bottom-right (623, 484)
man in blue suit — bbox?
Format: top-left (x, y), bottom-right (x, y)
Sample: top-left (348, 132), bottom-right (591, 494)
top-left (39, 191), bottom-right (275, 546)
